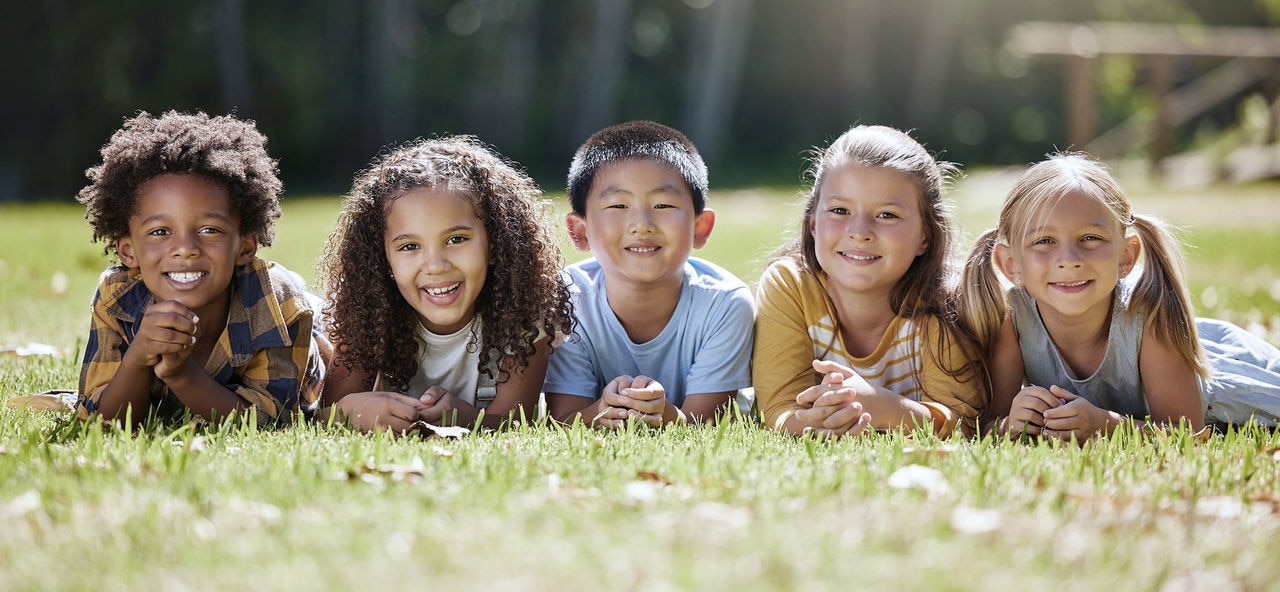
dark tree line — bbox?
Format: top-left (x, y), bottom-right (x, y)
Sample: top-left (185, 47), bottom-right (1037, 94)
top-left (1, 0), bottom-right (1274, 200)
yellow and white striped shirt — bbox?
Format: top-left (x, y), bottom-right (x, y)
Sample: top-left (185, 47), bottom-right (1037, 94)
top-left (753, 258), bottom-right (981, 437)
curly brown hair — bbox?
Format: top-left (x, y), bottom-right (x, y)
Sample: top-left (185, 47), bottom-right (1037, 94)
top-left (319, 136), bottom-right (573, 391)
top-left (77, 110), bottom-right (283, 257)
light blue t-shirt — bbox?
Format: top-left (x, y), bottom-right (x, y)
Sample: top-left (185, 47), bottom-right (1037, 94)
top-left (544, 257), bottom-right (755, 406)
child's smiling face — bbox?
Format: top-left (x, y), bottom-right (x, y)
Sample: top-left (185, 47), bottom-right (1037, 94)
top-left (810, 163), bottom-right (928, 301)
top-left (567, 159), bottom-right (714, 290)
top-left (997, 190), bottom-right (1140, 323)
top-left (116, 173), bottom-right (257, 319)
top-left (384, 186), bottom-right (491, 335)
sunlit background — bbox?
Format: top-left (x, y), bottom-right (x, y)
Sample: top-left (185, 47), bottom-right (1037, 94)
top-left (3, 0), bottom-right (1278, 199)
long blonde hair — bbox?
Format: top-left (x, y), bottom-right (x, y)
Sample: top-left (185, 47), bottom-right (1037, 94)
top-left (960, 153), bottom-right (1208, 378)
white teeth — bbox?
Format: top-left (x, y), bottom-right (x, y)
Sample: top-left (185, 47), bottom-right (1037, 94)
top-left (629, 246), bottom-right (658, 253)
top-left (425, 283), bottom-right (460, 296)
top-left (167, 272), bottom-right (205, 283)
top-left (1058, 280), bottom-right (1088, 287)
top-left (841, 252), bottom-right (877, 261)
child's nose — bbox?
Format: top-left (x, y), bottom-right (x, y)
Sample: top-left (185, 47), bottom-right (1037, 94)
top-left (423, 249), bottom-right (452, 273)
top-left (848, 215), bottom-right (873, 240)
top-left (171, 233), bottom-right (200, 257)
top-left (628, 210), bottom-right (656, 234)
top-left (1056, 245), bottom-right (1084, 268)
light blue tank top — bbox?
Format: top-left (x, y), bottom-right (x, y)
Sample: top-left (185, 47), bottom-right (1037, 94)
top-left (1009, 286), bottom-right (1149, 417)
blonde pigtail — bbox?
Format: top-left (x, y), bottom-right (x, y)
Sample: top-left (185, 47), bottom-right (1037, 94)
top-left (1129, 214), bottom-right (1209, 378)
top-left (959, 228), bottom-right (1007, 353)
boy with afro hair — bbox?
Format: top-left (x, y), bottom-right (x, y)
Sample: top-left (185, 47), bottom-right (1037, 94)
top-left (76, 110), bottom-right (325, 426)
top-left (545, 121), bottom-right (754, 427)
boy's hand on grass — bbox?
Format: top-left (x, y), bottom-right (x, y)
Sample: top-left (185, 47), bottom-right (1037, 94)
top-left (599, 375), bottom-right (666, 427)
top-left (130, 300), bottom-right (199, 378)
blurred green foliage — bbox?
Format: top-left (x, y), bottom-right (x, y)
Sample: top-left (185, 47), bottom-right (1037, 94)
top-left (0, 0), bottom-right (1276, 200)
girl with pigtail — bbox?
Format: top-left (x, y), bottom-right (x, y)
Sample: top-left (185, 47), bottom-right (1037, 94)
top-left (962, 152), bottom-right (1280, 441)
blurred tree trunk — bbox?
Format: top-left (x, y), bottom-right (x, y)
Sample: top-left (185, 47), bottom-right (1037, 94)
top-left (324, 0), bottom-right (360, 171)
top-left (903, 0), bottom-right (958, 129)
top-left (682, 0), bottom-right (755, 168)
top-left (213, 0), bottom-right (253, 116)
top-left (365, 0), bottom-right (413, 152)
top-left (568, 0), bottom-right (630, 148)
top-left (468, 0), bottom-right (541, 151)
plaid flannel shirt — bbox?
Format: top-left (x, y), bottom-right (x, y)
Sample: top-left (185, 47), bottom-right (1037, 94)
top-left (78, 258), bottom-right (325, 424)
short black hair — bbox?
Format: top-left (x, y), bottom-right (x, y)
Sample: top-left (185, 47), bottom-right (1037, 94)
top-left (566, 120), bottom-right (708, 215)
top-left (77, 110), bottom-right (283, 257)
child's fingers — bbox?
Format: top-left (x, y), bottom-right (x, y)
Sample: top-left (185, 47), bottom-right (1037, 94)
top-left (796, 384), bottom-right (838, 407)
top-left (820, 371), bottom-right (845, 386)
top-left (1048, 385), bottom-right (1078, 403)
top-left (843, 412), bottom-right (873, 436)
top-left (626, 409), bottom-right (663, 427)
top-left (620, 383), bottom-right (664, 402)
top-left (419, 386), bottom-right (449, 406)
top-left (793, 404), bottom-right (841, 428)
top-left (812, 359), bottom-right (856, 378)
top-left (1040, 427), bottom-right (1087, 445)
top-left (822, 401), bottom-right (866, 430)
top-left (813, 387), bottom-right (857, 408)
top-left (619, 396), bottom-right (665, 415)
top-left (1042, 400), bottom-right (1082, 421)
top-left (601, 390), bottom-right (628, 408)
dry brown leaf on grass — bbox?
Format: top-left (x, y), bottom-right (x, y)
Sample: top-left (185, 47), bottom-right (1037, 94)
top-left (636, 470), bottom-right (670, 485)
top-left (347, 456), bottom-right (427, 482)
top-left (5, 390), bottom-right (77, 412)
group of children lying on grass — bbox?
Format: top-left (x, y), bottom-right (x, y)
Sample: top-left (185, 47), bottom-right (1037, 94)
top-left (57, 111), bottom-right (1280, 441)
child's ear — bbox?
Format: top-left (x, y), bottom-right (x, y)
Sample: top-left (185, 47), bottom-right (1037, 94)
top-left (1119, 234), bottom-right (1141, 278)
top-left (235, 235), bottom-right (259, 267)
top-left (565, 213), bottom-right (591, 252)
top-left (692, 209), bottom-right (716, 249)
top-left (992, 243), bottom-right (1021, 285)
top-left (116, 238), bottom-right (138, 268)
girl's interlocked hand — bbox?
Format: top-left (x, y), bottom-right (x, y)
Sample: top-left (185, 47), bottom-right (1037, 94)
top-left (418, 386), bottom-right (477, 427)
top-left (792, 360), bottom-right (872, 438)
top-left (334, 391), bottom-right (428, 433)
top-left (1001, 385), bottom-right (1062, 437)
top-left (1040, 385), bottom-right (1109, 443)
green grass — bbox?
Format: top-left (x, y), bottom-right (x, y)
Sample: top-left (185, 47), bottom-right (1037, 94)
top-left (3, 175), bottom-right (1280, 590)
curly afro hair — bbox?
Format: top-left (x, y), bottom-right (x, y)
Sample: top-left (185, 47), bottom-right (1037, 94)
top-left (319, 136), bottom-right (574, 391)
top-left (567, 120), bottom-right (708, 216)
top-left (77, 110), bottom-right (283, 257)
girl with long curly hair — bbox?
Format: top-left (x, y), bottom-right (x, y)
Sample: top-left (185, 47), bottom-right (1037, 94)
top-left (318, 136), bottom-right (572, 432)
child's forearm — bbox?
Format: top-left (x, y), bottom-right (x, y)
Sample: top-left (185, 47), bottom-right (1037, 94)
top-left (552, 397), bottom-right (612, 428)
top-left (162, 361), bottom-right (248, 421)
top-left (95, 364), bottom-right (157, 423)
top-left (861, 389), bottom-right (938, 433)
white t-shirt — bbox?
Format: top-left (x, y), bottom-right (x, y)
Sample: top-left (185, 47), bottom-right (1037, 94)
top-left (376, 316), bottom-right (497, 409)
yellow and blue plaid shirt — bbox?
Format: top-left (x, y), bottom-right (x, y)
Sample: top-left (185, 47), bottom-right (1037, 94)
top-left (78, 258), bottom-right (325, 425)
